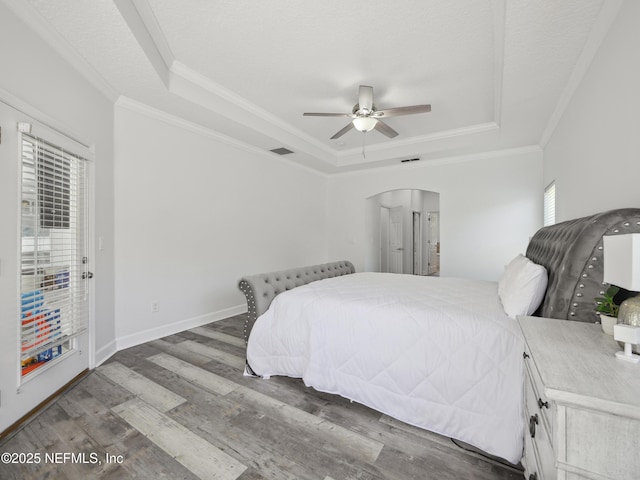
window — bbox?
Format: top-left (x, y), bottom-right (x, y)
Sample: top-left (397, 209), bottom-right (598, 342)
top-left (544, 181), bottom-right (556, 227)
top-left (20, 132), bottom-right (89, 377)
top-left (38, 152), bottom-right (71, 229)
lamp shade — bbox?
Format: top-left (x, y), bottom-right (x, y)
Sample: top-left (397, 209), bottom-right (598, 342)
top-left (603, 233), bottom-right (640, 291)
top-left (352, 116), bottom-right (378, 132)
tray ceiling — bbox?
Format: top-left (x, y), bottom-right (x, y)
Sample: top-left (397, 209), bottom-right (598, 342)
top-left (10, 0), bottom-right (620, 173)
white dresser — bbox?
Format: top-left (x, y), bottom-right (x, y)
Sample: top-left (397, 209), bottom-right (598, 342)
top-left (518, 316), bottom-right (640, 480)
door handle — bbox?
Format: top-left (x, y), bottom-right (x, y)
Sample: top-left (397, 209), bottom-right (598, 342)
top-left (537, 398), bottom-right (549, 409)
top-left (529, 414), bottom-right (538, 438)
top-left (82, 272), bottom-right (94, 279)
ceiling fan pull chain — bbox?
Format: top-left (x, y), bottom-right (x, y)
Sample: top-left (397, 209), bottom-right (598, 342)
top-left (362, 132), bottom-right (366, 158)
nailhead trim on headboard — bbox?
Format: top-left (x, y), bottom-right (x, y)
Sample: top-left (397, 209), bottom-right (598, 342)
top-left (526, 208), bottom-right (640, 322)
top-left (238, 261), bottom-right (355, 343)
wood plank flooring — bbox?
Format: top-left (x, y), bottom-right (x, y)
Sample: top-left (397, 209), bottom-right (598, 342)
top-left (0, 313), bottom-right (524, 479)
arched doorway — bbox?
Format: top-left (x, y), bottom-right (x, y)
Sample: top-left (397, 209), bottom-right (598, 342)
top-left (366, 189), bottom-right (440, 275)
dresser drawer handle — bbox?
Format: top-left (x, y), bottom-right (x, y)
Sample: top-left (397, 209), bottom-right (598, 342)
top-left (528, 473), bottom-right (538, 480)
top-left (529, 414), bottom-right (538, 438)
top-left (523, 351), bottom-right (530, 359)
top-left (537, 398), bottom-right (549, 409)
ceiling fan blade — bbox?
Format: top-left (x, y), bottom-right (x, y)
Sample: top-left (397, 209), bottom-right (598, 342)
top-left (330, 123), bottom-right (354, 139)
top-left (374, 104), bottom-right (431, 117)
top-left (303, 112), bottom-right (353, 117)
top-left (374, 120), bottom-right (399, 138)
top-left (358, 85), bottom-right (374, 112)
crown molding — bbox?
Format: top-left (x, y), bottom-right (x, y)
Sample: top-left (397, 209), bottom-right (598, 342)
top-left (539, 0), bottom-right (624, 147)
top-left (332, 145), bottom-right (543, 177)
top-left (10, 0), bottom-right (559, 174)
top-left (112, 0), bottom-right (510, 169)
top-left (168, 61), bottom-right (337, 161)
top-left (113, 0), bottom-right (173, 86)
top-left (115, 96), bottom-right (330, 177)
top-left (130, 0), bottom-right (174, 68)
top-left (335, 122), bottom-right (500, 165)
top-left (338, 122), bottom-right (499, 155)
top-left (116, 95), bottom-right (535, 178)
top-left (115, 0), bottom-right (337, 164)
top-left (2, 0), bottom-right (118, 102)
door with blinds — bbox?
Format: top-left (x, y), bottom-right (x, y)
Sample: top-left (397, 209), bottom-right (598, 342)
top-left (19, 127), bottom-right (91, 380)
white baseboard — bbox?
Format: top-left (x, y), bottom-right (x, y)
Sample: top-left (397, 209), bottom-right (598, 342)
top-left (115, 304), bottom-right (247, 352)
top-left (94, 339), bottom-right (117, 367)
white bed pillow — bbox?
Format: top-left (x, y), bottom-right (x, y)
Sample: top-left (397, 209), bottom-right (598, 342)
top-left (499, 254), bottom-right (548, 319)
top-left (498, 254), bottom-right (529, 299)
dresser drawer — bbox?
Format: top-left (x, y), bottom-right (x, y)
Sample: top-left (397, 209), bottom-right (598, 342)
top-left (525, 399), bottom-right (556, 479)
top-left (523, 347), bottom-right (554, 445)
top-left (523, 429), bottom-right (541, 480)
top-left (524, 428), bottom-right (556, 480)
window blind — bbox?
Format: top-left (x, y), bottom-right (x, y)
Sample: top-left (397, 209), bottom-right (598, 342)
top-left (544, 182), bottom-right (556, 227)
top-left (20, 133), bottom-right (89, 374)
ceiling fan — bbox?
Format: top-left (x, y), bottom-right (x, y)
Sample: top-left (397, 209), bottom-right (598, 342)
top-left (303, 85), bottom-right (431, 139)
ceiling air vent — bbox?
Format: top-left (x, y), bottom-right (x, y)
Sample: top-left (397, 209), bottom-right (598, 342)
top-left (400, 157), bottom-right (420, 163)
top-left (270, 147), bottom-right (294, 155)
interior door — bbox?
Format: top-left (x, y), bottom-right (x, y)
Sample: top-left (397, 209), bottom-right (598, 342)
top-left (426, 211), bottom-right (440, 275)
top-left (380, 207), bottom-right (389, 273)
top-left (413, 211), bottom-right (422, 275)
top-left (389, 206), bottom-right (403, 274)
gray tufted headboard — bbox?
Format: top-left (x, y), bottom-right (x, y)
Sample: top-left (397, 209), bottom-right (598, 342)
top-left (238, 260), bottom-right (355, 343)
top-left (526, 208), bottom-right (640, 322)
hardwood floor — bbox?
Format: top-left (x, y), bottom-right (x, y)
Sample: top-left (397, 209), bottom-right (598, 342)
top-left (0, 314), bottom-right (524, 480)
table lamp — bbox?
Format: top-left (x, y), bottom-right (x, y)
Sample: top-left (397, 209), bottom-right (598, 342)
top-left (604, 234), bottom-right (640, 362)
top-left (603, 234), bottom-right (640, 326)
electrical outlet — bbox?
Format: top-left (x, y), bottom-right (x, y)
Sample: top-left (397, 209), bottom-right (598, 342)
top-left (151, 301), bottom-right (159, 313)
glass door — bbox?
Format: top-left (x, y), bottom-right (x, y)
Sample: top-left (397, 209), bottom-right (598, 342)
top-left (19, 130), bottom-right (90, 380)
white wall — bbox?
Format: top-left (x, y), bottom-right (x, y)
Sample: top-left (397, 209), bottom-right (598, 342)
top-left (544, 0), bottom-right (640, 222)
top-left (0, 2), bottom-right (114, 432)
top-left (327, 148), bottom-right (543, 281)
top-left (423, 191), bottom-right (440, 213)
top-left (114, 103), bottom-right (328, 348)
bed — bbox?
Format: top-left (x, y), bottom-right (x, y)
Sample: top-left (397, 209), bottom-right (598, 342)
top-left (237, 208), bottom-right (640, 464)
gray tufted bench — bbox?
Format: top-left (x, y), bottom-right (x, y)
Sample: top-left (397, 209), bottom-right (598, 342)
top-left (238, 260), bottom-right (355, 344)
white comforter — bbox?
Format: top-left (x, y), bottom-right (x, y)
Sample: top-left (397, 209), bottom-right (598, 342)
top-left (247, 272), bottom-right (524, 463)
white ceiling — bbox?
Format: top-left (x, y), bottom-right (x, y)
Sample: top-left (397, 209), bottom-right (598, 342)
top-left (9, 0), bottom-right (621, 173)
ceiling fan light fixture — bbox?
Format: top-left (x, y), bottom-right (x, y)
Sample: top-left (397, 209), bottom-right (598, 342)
top-left (352, 116), bottom-right (378, 132)
top-left (303, 85), bottom-right (430, 139)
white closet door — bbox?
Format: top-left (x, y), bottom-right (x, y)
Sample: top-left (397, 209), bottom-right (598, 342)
top-left (389, 206), bottom-right (403, 274)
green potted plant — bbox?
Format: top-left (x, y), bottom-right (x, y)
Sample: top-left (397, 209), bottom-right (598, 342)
top-left (595, 285), bottom-right (620, 335)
